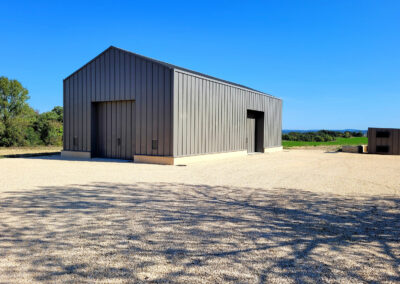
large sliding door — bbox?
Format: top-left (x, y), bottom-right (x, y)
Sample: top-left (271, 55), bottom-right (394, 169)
top-left (94, 100), bottom-right (135, 160)
top-left (247, 116), bottom-right (256, 153)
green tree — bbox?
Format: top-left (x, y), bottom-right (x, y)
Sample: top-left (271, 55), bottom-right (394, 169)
top-left (0, 76), bottom-right (33, 146)
top-left (51, 106), bottom-right (63, 122)
top-left (34, 107), bottom-right (63, 145)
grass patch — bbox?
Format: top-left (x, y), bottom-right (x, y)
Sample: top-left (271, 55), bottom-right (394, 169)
top-left (283, 137), bottom-right (368, 148)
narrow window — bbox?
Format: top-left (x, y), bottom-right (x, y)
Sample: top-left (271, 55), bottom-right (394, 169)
top-left (376, 145), bottom-right (389, 153)
top-left (376, 131), bottom-right (390, 138)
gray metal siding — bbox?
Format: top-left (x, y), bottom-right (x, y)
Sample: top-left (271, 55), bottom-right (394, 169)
top-left (63, 47), bottom-right (173, 156)
top-left (247, 117), bottom-right (256, 152)
top-left (172, 69), bottom-right (282, 157)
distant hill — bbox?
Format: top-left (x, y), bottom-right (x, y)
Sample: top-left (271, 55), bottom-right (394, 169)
top-left (283, 129), bottom-right (367, 135)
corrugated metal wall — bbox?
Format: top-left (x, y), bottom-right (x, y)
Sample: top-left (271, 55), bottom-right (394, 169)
top-left (246, 117), bottom-right (256, 152)
top-left (63, 47), bottom-right (173, 156)
top-left (172, 69), bottom-right (282, 157)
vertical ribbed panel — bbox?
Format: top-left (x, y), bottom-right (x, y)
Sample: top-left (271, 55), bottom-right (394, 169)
top-left (172, 69), bottom-right (282, 157)
top-left (393, 130), bottom-right (399, 154)
top-left (63, 47), bottom-right (173, 157)
top-left (94, 100), bottom-right (134, 159)
top-left (247, 117), bottom-right (256, 153)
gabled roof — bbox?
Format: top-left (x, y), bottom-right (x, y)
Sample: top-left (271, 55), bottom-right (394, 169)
top-left (65, 46), bottom-right (279, 100)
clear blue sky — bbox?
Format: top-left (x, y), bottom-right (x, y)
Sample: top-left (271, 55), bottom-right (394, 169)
top-left (1, 0), bottom-right (399, 130)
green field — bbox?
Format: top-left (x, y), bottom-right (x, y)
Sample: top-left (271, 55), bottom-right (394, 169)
top-left (282, 137), bottom-right (368, 148)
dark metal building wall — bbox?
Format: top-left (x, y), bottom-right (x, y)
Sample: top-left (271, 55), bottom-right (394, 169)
top-left (172, 69), bottom-right (282, 157)
top-left (368, 128), bottom-right (400, 155)
top-left (394, 130), bottom-right (400, 154)
top-left (63, 47), bottom-right (173, 156)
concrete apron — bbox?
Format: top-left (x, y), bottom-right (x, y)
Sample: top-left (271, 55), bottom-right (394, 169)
top-left (61, 147), bottom-right (283, 165)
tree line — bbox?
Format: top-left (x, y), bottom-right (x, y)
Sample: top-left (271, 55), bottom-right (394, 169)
top-left (282, 130), bottom-right (364, 142)
top-left (1, 76), bottom-right (366, 147)
top-left (0, 76), bottom-right (63, 147)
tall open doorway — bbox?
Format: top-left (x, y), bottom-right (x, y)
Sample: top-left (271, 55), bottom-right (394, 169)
top-left (246, 110), bottom-right (264, 153)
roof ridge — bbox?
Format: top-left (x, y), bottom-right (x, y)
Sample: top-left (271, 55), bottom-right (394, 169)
top-left (64, 46), bottom-right (280, 100)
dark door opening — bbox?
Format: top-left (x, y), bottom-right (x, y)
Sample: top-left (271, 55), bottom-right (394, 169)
top-left (92, 100), bottom-right (135, 160)
top-left (246, 110), bottom-right (264, 153)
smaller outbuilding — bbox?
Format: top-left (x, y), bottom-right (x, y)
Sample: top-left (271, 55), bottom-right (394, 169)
top-left (368, 128), bottom-right (400, 155)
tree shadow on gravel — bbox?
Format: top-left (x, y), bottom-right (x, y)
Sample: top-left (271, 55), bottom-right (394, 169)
top-left (0, 182), bottom-right (399, 283)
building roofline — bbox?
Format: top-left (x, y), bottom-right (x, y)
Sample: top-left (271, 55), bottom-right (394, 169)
top-left (63, 46), bottom-right (113, 81)
top-left (64, 46), bottom-right (281, 100)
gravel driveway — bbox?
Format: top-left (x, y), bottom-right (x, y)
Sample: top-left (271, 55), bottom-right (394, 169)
top-left (0, 150), bottom-right (399, 283)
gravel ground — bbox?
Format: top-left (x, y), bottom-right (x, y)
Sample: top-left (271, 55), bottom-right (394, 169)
top-left (0, 149), bottom-right (399, 283)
